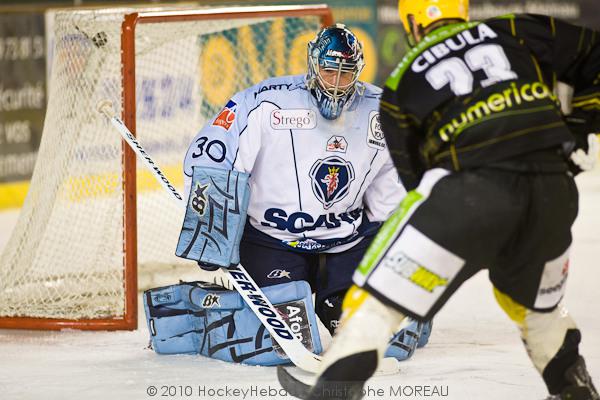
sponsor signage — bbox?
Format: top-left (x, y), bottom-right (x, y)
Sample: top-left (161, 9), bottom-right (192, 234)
top-left (0, 12), bottom-right (46, 189)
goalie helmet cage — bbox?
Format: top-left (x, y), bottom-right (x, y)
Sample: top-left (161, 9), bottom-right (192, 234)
top-left (0, 4), bottom-right (333, 331)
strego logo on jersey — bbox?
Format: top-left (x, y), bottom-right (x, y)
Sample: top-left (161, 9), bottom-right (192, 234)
top-left (367, 111), bottom-right (385, 150)
top-left (212, 99), bottom-right (237, 130)
top-left (270, 109), bottom-right (317, 130)
top-left (309, 156), bottom-right (355, 209)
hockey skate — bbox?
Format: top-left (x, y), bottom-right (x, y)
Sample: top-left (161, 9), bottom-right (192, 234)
top-left (546, 356), bottom-right (599, 400)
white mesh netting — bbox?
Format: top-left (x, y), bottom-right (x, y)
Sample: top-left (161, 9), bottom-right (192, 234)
top-left (0, 6), bottom-right (320, 322)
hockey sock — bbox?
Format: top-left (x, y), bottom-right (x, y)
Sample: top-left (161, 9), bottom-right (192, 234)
top-left (493, 288), bottom-right (598, 397)
top-left (307, 351), bottom-right (378, 400)
top-left (318, 285), bottom-right (405, 374)
top-left (543, 329), bottom-right (581, 395)
top-left (317, 292), bottom-right (345, 336)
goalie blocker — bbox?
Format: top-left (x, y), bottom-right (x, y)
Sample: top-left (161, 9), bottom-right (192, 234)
top-left (176, 166), bottom-right (250, 270)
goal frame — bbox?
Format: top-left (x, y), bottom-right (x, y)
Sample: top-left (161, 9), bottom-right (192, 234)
top-left (0, 4), bottom-right (333, 331)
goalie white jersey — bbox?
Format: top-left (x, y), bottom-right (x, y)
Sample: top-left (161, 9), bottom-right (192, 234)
top-left (183, 74), bottom-right (406, 253)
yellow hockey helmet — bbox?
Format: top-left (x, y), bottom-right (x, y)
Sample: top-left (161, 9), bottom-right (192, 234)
top-left (398, 0), bottom-right (469, 34)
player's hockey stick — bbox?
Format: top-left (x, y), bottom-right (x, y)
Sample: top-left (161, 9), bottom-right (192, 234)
top-left (97, 101), bottom-right (399, 374)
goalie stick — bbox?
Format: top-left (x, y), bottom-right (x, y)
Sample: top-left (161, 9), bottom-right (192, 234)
top-left (97, 100), bottom-right (399, 375)
top-left (277, 365), bottom-right (317, 400)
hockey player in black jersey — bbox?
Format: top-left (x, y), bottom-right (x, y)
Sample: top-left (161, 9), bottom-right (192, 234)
top-left (276, 0), bottom-right (600, 399)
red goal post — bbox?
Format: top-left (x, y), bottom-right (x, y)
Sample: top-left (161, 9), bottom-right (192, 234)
top-left (0, 5), bottom-right (333, 331)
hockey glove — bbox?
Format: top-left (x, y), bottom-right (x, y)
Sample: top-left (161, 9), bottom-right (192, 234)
top-left (197, 261), bottom-right (220, 272)
top-left (570, 134), bottom-right (599, 173)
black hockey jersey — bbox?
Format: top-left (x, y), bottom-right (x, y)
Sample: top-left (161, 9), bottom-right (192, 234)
top-left (382, 14), bottom-right (600, 190)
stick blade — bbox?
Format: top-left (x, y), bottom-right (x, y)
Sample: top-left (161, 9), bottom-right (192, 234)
top-left (277, 366), bottom-right (314, 400)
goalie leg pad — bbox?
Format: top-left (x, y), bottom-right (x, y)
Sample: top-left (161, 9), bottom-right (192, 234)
top-left (144, 280), bottom-right (323, 366)
top-left (176, 166), bottom-right (250, 268)
top-left (318, 286), bottom-right (404, 372)
top-left (418, 319), bottom-right (433, 348)
top-left (143, 282), bottom-right (242, 355)
top-left (384, 318), bottom-right (432, 361)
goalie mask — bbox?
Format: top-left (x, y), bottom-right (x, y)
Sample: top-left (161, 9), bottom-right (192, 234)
top-left (307, 24), bottom-right (365, 120)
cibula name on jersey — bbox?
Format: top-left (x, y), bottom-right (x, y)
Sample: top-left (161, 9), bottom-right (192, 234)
top-left (261, 208), bottom-right (362, 234)
top-left (412, 23), bottom-right (498, 73)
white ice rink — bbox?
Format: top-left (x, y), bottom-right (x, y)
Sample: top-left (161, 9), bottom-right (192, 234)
top-left (1, 170), bottom-right (599, 400)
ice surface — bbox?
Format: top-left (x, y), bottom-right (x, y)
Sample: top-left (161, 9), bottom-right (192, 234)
top-left (1, 170), bottom-right (599, 400)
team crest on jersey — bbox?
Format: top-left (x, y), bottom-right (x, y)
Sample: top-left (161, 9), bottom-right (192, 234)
top-left (326, 136), bottom-right (348, 153)
top-left (367, 111), bottom-right (386, 150)
top-left (212, 99), bottom-right (237, 130)
top-left (309, 156), bottom-right (355, 210)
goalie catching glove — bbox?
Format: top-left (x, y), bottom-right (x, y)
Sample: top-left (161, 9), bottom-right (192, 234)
top-left (176, 166), bottom-right (250, 271)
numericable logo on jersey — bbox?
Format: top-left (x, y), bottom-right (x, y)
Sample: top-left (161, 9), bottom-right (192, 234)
top-left (270, 109), bottom-right (317, 130)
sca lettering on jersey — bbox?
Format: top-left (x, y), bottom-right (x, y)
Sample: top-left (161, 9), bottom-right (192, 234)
top-left (270, 109), bottom-right (317, 130)
top-left (309, 156), bottom-right (355, 210)
top-left (253, 83), bottom-right (292, 98)
top-left (367, 111), bottom-right (385, 150)
top-left (262, 208), bottom-right (362, 234)
top-left (212, 99), bottom-right (237, 130)
top-left (326, 136), bottom-right (348, 153)
top-left (412, 23), bottom-right (498, 73)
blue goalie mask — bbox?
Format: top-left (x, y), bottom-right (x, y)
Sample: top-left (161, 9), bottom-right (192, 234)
top-left (307, 24), bottom-right (365, 120)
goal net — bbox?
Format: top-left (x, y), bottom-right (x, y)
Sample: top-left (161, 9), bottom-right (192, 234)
top-left (0, 5), bottom-right (332, 330)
